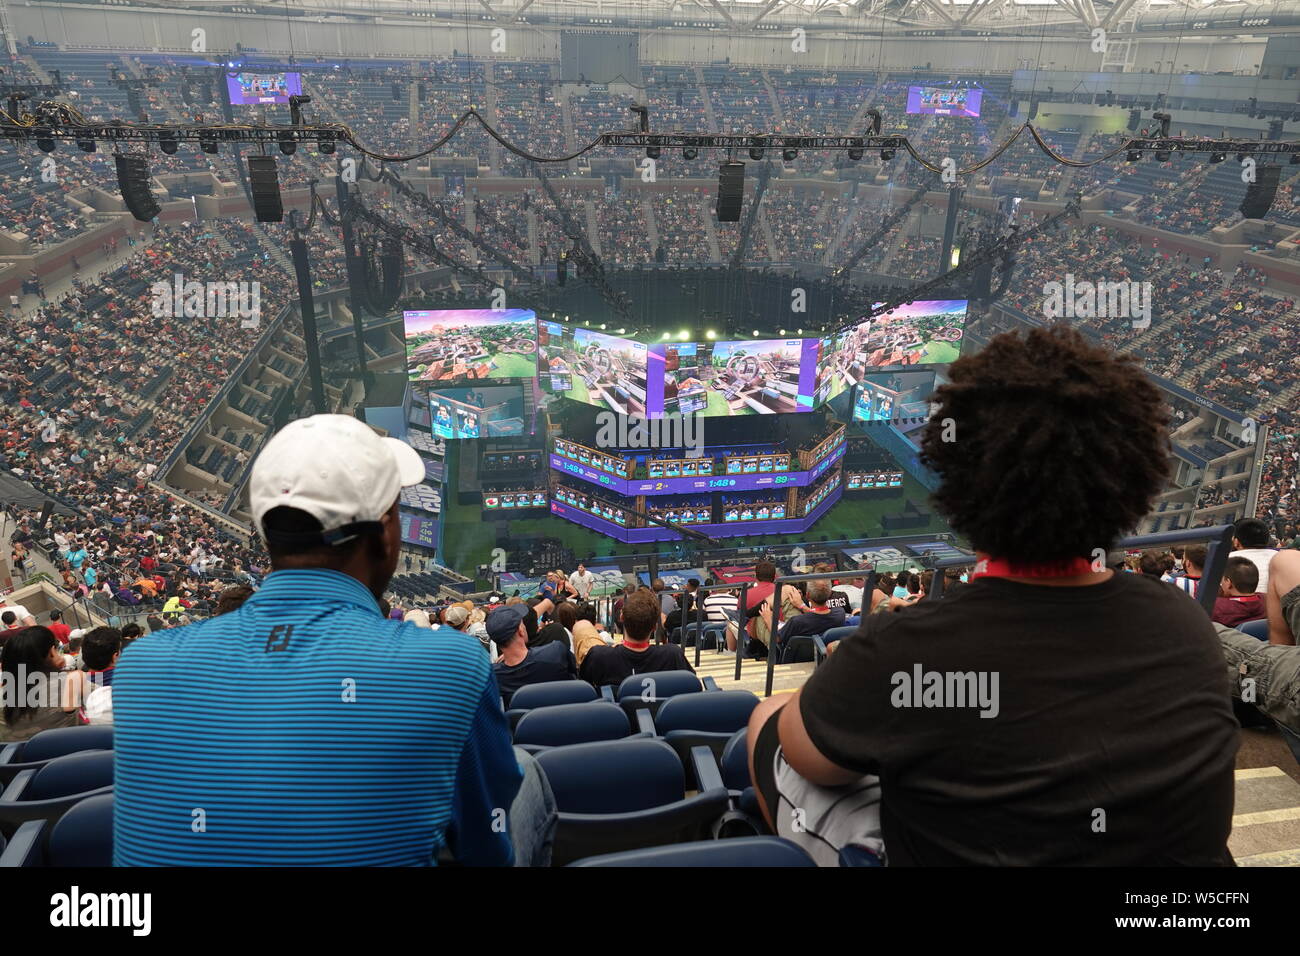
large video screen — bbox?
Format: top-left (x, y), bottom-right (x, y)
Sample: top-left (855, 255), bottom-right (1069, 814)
top-left (537, 321), bottom-right (649, 415)
top-left (660, 339), bottom-right (818, 416)
top-left (427, 385), bottom-right (529, 439)
top-left (852, 369), bottom-right (937, 424)
top-left (906, 86), bottom-right (982, 118)
top-left (226, 71), bottom-right (303, 106)
top-left (864, 301), bottom-right (966, 367)
top-left (405, 309), bottom-right (537, 385)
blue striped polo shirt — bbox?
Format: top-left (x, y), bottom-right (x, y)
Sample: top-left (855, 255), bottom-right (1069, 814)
top-left (113, 568), bottom-right (522, 866)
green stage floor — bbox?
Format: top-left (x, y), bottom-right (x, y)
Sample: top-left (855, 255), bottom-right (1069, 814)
top-left (438, 442), bottom-right (953, 571)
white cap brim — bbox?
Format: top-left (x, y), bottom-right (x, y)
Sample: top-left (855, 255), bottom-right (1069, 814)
top-left (383, 437), bottom-right (427, 489)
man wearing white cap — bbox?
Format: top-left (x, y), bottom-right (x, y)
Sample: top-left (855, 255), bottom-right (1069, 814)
top-left (113, 414), bottom-right (530, 866)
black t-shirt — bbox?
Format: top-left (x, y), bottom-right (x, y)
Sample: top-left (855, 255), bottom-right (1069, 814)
top-left (780, 607), bottom-right (846, 641)
top-left (494, 641), bottom-right (577, 702)
top-left (532, 620), bottom-right (568, 649)
top-left (824, 591), bottom-right (851, 616)
top-left (798, 572), bottom-right (1237, 866)
top-left (580, 643), bottom-right (696, 689)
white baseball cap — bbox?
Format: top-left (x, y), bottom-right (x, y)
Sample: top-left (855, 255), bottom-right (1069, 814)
top-left (250, 414), bottom-right (425, 547)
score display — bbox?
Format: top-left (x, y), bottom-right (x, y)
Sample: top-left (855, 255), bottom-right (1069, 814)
top-left (484, 491), bottom-right (548, 510)
top-left (847, 470), bottom-right (905, 490)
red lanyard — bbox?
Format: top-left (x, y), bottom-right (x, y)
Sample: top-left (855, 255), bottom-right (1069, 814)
top-left (970, 556), bottom-right (1096, 580)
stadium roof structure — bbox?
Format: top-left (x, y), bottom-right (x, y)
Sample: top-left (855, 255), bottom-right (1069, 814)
top-left (167, 0), bottom-right (1300, 35)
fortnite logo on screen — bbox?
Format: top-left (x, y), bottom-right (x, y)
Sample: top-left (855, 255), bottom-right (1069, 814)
top-left (595, 412), bottom-right (703, 457)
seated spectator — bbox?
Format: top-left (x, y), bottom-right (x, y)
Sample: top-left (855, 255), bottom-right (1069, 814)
top-left (1, 626), bottom-right (79, 742)
top-left (215, 584), bottom-right (254, 616)
top-left (1266, 549), bottom-right (1300, 645)
top-left (62, 625), bottom-right (122, 724)
top-left (580, 588), bottom-right (695, 688)
top-left (745, 326), bottom-right (1237, 866)
top-left (491, 604), bottom-right (577, 701)
top-left (775, 581), bottom-right (847, 660)
top-left (1213, 557), bottom-right (1265, 628)
top-left (1173, 544), bottom-right (1205, 597)
top-left (113, 414), bottom-right (525, 866)
top-left (1230, 517), bottom-right (1276, 595)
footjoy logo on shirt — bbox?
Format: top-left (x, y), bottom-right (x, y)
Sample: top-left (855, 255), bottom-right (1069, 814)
top-left (890, 664), bottom-right (1000, 718)
top-left (50, 886), bottom-right (152, 936)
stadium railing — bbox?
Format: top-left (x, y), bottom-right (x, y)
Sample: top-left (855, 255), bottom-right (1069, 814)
top-left (925, 524), bottom-right (1236, 621)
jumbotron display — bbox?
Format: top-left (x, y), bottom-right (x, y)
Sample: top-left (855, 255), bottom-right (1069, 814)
top-left (404, 309), bottom-right (537, 384)
top-left (907, 85), bottom-right (983, 118)
top-left (226, 71), bottom-right (303, 105)
top-left (401, 304), bottom-right (963, 420)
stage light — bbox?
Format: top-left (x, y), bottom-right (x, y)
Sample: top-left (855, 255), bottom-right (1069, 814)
top-left (880, 149), bottom-right (895, 162)
top-left (599, 323), bottom-right (607, 330)
top-left (76, 137), bottom-right (96, 153)
top-left (1155, 150), bottom-right (1171, 162)
top-left (677, 329), bottom-right (690, 341)
top-left (661, 331), bottom-right (670, 341)
top-left (683, 146), bottom-right (698, 161)
top-left (752, 329), bottom-right (760, 336)
top-left (200, 135), bottom-right (219, 154)
top-left (847, 147), bottom-right (863, 161)
top-left (705, 329), bottom-right (716, 340)
top-left (318, 135), bottom-right (335, 155)
top-left (278, 131), bottom-right (297, 156)
top-left (35, 130), bottom-right (55, 152)
top-left (749, 137), bottom-right (764, 161)
top-left (1209, 152), bottom-right (1225, 163)
top-left (782, 148), bottom-right (797, 162)
top-left (778, 328), bottom-right (786, 335)
top-left (159, 131), bottom-right (179, 155)
top-left (1126, 150), bottom-right (1142, 162)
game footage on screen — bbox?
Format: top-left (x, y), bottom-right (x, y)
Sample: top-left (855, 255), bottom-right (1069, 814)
top-left (537, 322), bottom-right (650, 415)
top-left (427, 386), bottom-right (528, 439)
top-left (661, 339), bottom-right (814, 416)
top-left (815, 300), bottom-right (965, 403)
top-left (405, 309), bottom-right (537, 384)
top-left (225, 71), bottom-right (303, 106)
top-left (852, 369), bottom-right (938, 424)
top-left (906, 85), bottom-right (983, 118)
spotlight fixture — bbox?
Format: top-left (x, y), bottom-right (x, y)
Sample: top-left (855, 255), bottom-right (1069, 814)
top-left (1155, 150), bottom-right (1171, 162)
top-left (1209, 152), bottom-right (1225, 163)
top-left (200, 134), bottom-right (219, 154)
top-left (1126, 150), bottom-right (1142, 162)
top-left (782, 147), bottom-right (797, 162)
top-left (647, 139), bottom-right (661, 161)
top-left (683, 146), bottom-right (698, 161)
top-left (880, 149), bottom-right (895, 162)
top-left (847, 146), bottom-right (863, 161)
top-left (76, 137), bottom-right (96, 153)
top-left (318, 135), bottom-right (335, 155)
top-left (749, 136), bottom-right (764, 161)
top-left (278, 131), bottom-right (297, 156)
top-left (35, 129), bottom-right (55, 153)
top-left (159, 131), bottom-right (179, 155)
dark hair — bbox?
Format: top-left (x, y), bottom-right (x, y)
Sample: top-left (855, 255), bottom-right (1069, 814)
top-left (262, 506), bottom-right (379, 566)
top-left (651, 577), bottom-right (665, 592)
top-left (920, 326), bottom-right (1171, 563)
top-left (754, 561), bottom-right (777, 583)
top-left (82, 626), bottom-right (123, 671)
top-left (121, 623), bottom-right (143, 641)
top-left (2, 626), bottom-right (59, 725)
top-left (1224, 556), bottom-right (1259, 594)
top-left (215, 585), bottom-right (254, 616)
top-left (1138, 550), bottom-right (1166, 578)
top-left (49, 609), bottom-right (61, 622)
top-left (575, 601), bottom-right (598, 624)
top-left (622, 589), bottom-right (660, 642)
top-left (555, 601), bottom-right (578, 631)
top-left (1183, 544), bottom-right (1208, 571)
top-left (1, 611), bottom-right (14, 626)
top-left (1233, 517), bottom-right (1270, 549)
top-left (687, 578), bottom-right (699, 589)
top-left (146, 615), bottom-right (167, 632)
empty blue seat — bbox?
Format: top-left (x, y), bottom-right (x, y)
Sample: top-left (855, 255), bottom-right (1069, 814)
top-left (513, 702), bottom-right (632, 752)
top-left (1238, 619), bottom-right (1269, 641)
top-left (0, 794), bottom-right (114, 867)
top-left (509, 680), bottom-right (598, 710)
top-left (0, 750), bottom-right (114, 833)
top-left (5, 725), bottom-right (113, 764)
top-left (615, 670), bottom-right (702, 701)
top-left (534, 738), bottom-right (730, 866)
top-left (570, 836), bottom-right (814, 867)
